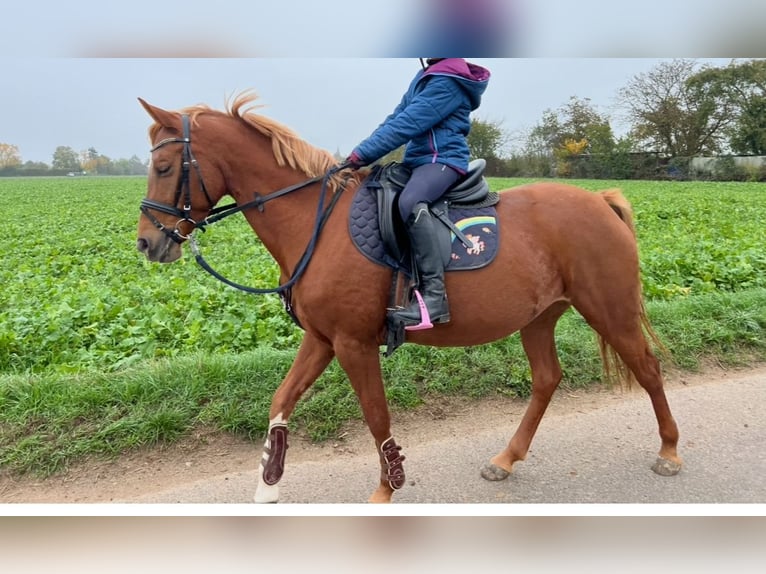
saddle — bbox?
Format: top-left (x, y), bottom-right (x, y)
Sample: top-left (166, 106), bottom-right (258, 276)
top-left (349, 159), bottom-right (501, 356)
top-left (366, 159), bottom-right (499, 267)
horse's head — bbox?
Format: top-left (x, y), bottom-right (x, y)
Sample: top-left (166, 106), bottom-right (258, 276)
top-left (136, 98), bottom-right (225, 263)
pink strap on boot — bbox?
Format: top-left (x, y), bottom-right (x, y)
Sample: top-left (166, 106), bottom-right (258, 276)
top-left (404, 289), bottom-right (434, 331)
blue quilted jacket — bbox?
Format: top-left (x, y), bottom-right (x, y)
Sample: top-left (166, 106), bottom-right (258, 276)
top-left (351, 59), bottom-right (490, 174)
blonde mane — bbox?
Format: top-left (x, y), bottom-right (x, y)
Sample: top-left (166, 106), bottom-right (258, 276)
top-left (226, 91), bottom-right (340, 179)
top-left (149, 90), bottom-right (354, 187)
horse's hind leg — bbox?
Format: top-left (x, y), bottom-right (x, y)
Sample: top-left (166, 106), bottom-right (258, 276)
top-left (576, 298), bottom-right (682, 476)
top-left (482, 301), bottom-right (569, 481)
top-left (334, 336), bottom-right (401, 503)
top-left (254, 332), bottom-right (335, 503)
top-left (607, 326), bottom-right (681, 475)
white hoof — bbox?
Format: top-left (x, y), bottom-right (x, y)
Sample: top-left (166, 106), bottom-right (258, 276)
top-left (254, 471), bottom-right (280, 503)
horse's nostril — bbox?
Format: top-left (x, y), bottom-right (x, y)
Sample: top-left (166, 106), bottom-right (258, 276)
top-left (136, 238), bottom-right (150, 253)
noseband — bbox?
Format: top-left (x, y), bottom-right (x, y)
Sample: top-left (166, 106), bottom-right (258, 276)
top-left (140, 114), bottom-right (215, 244)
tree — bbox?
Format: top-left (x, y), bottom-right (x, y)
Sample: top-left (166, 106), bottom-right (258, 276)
top-left (467, 116), bottom-right (510, 175)
top-left (79, 147), bottom-right (117, 174)
top-left (527, 96), bottom-right (615, 156)
top-left (616, 59), bottom-right (734, 157)
top-left (0, 143), bottom-right (22, 168)
top-left (112, 155), bottom-right (149, 176)
top-left (524, 96), bottom-right (615, 177)
top-left (52, 146), bottom-right (81, 171)
top-left (128, 155), bottom-right (149, 176)
top-left (526, 108), bottom-right (561, 155)
top-left (81, 147), bottom-right (99, 173)
top-left (79, 147), bottom-right (96, 171)
top-left (467, 116), bottom-right (507, 160)
top-left (689, 59), bottom-right (766, 155)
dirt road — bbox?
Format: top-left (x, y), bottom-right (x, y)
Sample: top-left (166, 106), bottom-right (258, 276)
top-left (2, 364), bottom-right (764, 505)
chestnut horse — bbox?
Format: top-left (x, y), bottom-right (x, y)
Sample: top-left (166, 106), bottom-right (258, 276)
top-left (136, 92), bottom-right (682, 503)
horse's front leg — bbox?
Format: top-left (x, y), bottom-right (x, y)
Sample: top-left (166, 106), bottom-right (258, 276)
top-left (334, 336), bottom-right (403, 503)
top-left (254, 332), bottom-right (334, 503)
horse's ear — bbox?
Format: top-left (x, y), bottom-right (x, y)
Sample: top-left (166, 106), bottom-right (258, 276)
top-left (138, 98), bottom-right (180, 128)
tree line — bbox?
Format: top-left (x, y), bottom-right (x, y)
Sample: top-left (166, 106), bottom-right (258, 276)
top-left (466, 58), bottom-right (766, 181)
top-left (0, 144), bottom-right (148, 177)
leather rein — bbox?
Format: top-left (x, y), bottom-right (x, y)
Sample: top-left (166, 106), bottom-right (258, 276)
top-left (140, 114), bottom-right (349, 296)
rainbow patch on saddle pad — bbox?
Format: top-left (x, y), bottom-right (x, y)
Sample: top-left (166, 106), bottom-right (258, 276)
top-left (446, 208), bottom-right (499, 271)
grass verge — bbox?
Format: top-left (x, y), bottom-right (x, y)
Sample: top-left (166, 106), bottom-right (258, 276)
top-left (1, 288), bottom-right (765, 477)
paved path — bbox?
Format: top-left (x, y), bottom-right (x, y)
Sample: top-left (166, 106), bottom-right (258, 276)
top-left (124, 368), bottom-right (766, 506)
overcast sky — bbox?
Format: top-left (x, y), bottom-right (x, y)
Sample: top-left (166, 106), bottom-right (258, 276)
top-left (2, 1), bottom-right (762, 166)
top-left (1, 58), bottom-right (736, 165)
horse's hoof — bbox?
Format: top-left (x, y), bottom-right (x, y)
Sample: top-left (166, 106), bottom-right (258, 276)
top-left (368, 491), bottom-right (393, 503)
top-left (480, 463), bottom-right (511, 481)
top-left (651, 457), bottom-right (682, 476)
top-left (253, 482), bottom-right (280, 503)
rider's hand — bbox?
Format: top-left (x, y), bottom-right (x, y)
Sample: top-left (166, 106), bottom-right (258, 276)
top-left (345, 151), bottom-right (367, 170)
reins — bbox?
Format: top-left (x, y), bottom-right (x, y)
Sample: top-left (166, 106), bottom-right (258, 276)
top-left (189, 168), bottom-right (349, 296)
top-left (140, 113), bottom-right (351, 296)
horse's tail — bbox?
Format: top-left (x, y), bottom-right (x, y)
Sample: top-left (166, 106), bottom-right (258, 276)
top-left (597, 189), bottom-right (669, 388)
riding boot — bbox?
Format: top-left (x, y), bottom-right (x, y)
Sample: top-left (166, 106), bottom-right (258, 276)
top-left (392, 203), bottom-right (450, 329)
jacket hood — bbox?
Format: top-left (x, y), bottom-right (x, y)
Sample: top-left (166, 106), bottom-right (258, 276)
top-left (422, 58), bottom-right (490, 108)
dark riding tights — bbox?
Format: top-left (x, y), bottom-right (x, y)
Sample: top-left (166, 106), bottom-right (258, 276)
top-left (398, 163), bottom-right (460, 220)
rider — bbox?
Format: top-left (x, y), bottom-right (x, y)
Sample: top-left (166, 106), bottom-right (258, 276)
top-left (346, 58), bottom-right (490, 329)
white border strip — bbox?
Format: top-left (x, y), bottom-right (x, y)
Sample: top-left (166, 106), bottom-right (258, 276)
top-left (3, 503), bottom-right (765, 517)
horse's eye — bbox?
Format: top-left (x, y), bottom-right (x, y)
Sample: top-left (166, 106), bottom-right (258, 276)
top-left (156, 165), bottom-right (172, 176)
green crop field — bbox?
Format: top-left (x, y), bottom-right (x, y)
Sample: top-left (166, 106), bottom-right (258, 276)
top-left (2, 176), bottom-right (764, 374)
top-left (2, 176), bottom-right (301, 373)
top-left (1, 175), bottom-right (764, 476)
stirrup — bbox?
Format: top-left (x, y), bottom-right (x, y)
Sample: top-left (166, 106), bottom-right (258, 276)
top-left (404, 290), bottom-right (434, 331)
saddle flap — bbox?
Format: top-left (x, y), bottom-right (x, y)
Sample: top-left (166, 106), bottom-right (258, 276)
top-left (385, 162), bottom-right (412, 190)
top-left (370, 163), bottom-right (407, 263)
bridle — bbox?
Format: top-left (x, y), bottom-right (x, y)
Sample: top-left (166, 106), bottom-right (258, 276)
top-left (140, 114), bottom-right (215, 244)
top-left (139, 114), bottom-right (350, 297)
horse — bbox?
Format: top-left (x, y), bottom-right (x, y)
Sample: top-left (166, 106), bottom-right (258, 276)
top-left (136, 92), bottom-right (682, 503)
